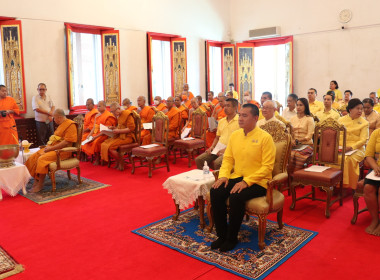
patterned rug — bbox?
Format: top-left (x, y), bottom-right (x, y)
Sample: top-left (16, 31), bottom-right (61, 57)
top-left (132, 209), bottom-right (317, 280)
top-left (0, 246), bottom-right (24, 279)
top-left (20, 171), bottom-right (110, 204)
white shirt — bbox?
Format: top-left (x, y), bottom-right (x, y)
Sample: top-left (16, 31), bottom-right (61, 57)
top-left (257, 115), bottom-right (286, 129)
top-left (282, 107), bottom-right (297, 122)
top-left (32, 94), bottom-right (54, 122)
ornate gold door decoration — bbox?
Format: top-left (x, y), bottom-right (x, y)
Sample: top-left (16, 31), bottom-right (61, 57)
top-left (237, 44), bottom-right (254, 102)
top-left (102, 31), bottom-right (121, 105)
top-left (171, 39), bottom-right (187, 96)
top-left (222, 45), bottom-right (235, 91)
top-left (1, 21), bottom-right (26, 113)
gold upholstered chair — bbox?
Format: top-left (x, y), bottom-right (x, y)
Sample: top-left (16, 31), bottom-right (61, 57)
top-left (206, 121), bottom-right (292, 250)
top-left (290, 118), bottom-right (347, 218)
top-left (48, 114), bottom-right (84, 192)
top-left (172, 108), bottom-right (207, 167)
top-left (131, 111), bottom-right (170, 177)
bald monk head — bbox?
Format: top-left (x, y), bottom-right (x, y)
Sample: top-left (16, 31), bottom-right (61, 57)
top-left (0, 85), bottom-right (7, 99)
top-left (110, 102), bottom-right (122, 117)
top-left (196, 95), bottom-right (203, 106)
top-left (122, 98), bottom-right (131, 107)
top-left (137, 96), bottom-right (146, 108)
top-left (174, 96), bottom-right (182, 108)
top-left (53, 108), bottom-right (66, 125)
top-left (166, 96), bottom-right (174, 110)
top-left (183, 83), bottom-right (189, 92)
top-left (243, 91), bottom-right (251, 102)
top-left (190, 98), bottom-right (199, 109)
top-left (217, 92), bottom-right (225, 101)
top-left (97, 101), bottom-right (107, 113)
top-left (86, 98), bottom-right (95, 111)
top-left (219, 95), bottom-right (226, 108)
top-left (154, 96), bottom-right (162, 106)
top-left (207, 91), bottom-right (214, 101)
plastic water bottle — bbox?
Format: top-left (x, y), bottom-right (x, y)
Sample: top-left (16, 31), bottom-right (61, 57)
top-left (203, 161), bottom-right (210, 179)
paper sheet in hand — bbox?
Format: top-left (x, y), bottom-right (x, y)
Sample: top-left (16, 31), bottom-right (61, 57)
top-left (365, 171), bottom-right (380, 181)
top-left (208, 117), bottom-right (218, 132)
top-left (100, 124), bottom-right (115, 137)
top-left (345, 149), bottom-right (357, 156)
top-left (143, 123), bottom-right (152, 130)
top-left (304, 165), bottom-right (330, 172)
top-left (293, 145), bottom-right (309, 151)
top-left (81, 136), bottom-right (94, 145)
top-left (181, 127), bottom-right (191, 139)
top-left (211, 142), bottom-right (226, 155)
top-left (140, 144), bottom-right (159, 149)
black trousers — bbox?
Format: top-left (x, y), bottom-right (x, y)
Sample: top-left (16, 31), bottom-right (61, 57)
top-left (35, 121), bottom-right (54, 146)
top-left (210, 177), bottom-right (267, 241)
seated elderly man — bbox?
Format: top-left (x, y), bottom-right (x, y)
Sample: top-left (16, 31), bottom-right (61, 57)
top-left (174, 95), bottom-right (188, 126)
top-left (195, 98), bottom-right (239, 170)
top-left (153, 96), bottom-right (168, 113)
top-left (258, 92), bottom-right (279, 120)
top-left (82, 98), bottom-right (98, 141)
top-left (243, 91), bottom-right (260, 108)
top-left (165, 96), bottom-right (180, 140)
top-left (257, 100), bottom-right (286, 129)
top-left (122, 98), bottom-right (137, 111)
top-left (25, 109), bottom-right (78, 193)
top-left (100, 103), bottom-right (136, 170)
top-left (137, 96), bottom-right (155, 145)
top-left (210, 103), bottom-right (276, 251)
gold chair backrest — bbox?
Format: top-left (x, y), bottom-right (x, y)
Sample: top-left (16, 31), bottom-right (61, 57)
top-left (260, 121), bottom-right (292, 177)
top-left (73, 114), bottom-right (84, 159)
top-left (152, 111), bottom-right (169, 146)
top-left (130, 110), bottom-right (142, 144)
top-left (313, 118), bottom-right (346, 170)
top-left (191, 107), bottom-right (207, 140)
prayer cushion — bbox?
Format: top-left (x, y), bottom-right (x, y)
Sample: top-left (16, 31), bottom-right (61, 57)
top-left (132, 146), bottom-right (167, 157)
top-left (292, 168), bottom-right (342, 185)
top-left (49, 158), bottom-right (80, 172)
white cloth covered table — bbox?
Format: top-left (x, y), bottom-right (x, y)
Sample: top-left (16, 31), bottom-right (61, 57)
top-left (0, 162), bottom-right (30, 200)
top-left (16, 148), bottom-right (39, 164)
top-left (163, 169), bottom-right (215, 210)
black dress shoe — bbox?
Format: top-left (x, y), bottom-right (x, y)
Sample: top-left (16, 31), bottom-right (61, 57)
top-left (219, 240), bottom-right (238, 252)
top-left (210, 237), bottom-right (225, 249)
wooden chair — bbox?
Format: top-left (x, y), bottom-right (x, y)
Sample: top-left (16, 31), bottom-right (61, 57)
top-left (290, 118), bottom-right (346, 218)
top-left (48, 115), bottom-right (84, 192)
top-left (172, 108), bottom-right (207, 167)
top-left (206, 122), bottom-right (291, 250)
top-left (109, 110), bottom-right (141, 171)
top-left (131, 111), bottom-right (170, 177)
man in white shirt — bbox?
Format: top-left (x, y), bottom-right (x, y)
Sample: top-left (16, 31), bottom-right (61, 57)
top-left (32, 83), bottom-right (55, 146)
top-left (257, 100), bottom-right (286, 128)
top-left (282, 93), bottom-right (298, 121)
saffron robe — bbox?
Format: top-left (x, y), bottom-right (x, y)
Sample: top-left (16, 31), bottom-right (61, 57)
top-left (25, 119), bottom-right (77, 178)
top-left (82, 110), bottom-right (116, 155)
top-left (156, 103), bottom-right (167, 112)
top-left (139, 106), bottom-right (155, 145)
top-left (165, 107), bottom-right (180, 140)
top-left (126, 106), bottom-right (137, 111)
top-left (0, 96), bottom-right (19, 145)
top-left (82, 108), bottom-right (99, 141)
top-left (100, 110), bottom-right (136, 161)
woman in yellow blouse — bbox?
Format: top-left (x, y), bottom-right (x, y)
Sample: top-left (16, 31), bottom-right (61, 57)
top-left (363, 128), bottom-right (380, 236)
top-left (329, 80), bottom-right (343, 102)
top-left (289, 98), bottom-right (315, 174)
top-left (362, 98), bottom-right (380, 136)
top-left (338, 99), bottom-right (369, 189)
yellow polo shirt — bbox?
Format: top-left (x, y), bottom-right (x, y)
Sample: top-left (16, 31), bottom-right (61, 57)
top-left (365, 128), bottom-right (380, 165)
top-left (338, 115), bottom-right (368, 151)
top-left (219, 126), bottom-right (276, 188)
top-left (309, 100), bottom-right (324, 115)
top-left (216, 114), bottom-right (240, 145)
top-left (315, 109), bottom-right (340, 123)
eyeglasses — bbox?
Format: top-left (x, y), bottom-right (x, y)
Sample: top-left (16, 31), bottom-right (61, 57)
top-left (38, 88), bottom-right (47, 91)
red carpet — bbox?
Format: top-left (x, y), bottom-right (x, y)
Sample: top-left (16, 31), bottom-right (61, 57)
top-left (0, 158), bottom-right (379, 280)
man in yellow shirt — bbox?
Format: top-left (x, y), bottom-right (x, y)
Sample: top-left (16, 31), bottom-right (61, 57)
top-left (210, 103), bottom-right (276, 252)
top-left (370, 92), bottom-right (380, 113)
top-left (316, 91), bottom-right (340, 122)
top-left (195, 98), bottom-right (239, 170)
top-left (308, 88), bottom-right (324, 115)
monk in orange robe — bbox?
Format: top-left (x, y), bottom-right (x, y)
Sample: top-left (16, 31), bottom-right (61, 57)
top-left (82, 98), bottom-right (98, 141)
top-left (0, 85), bottom-right (19, 145)
top-left (183, 83), bottom-right (194, 100)
top-left (165, 97), bottom-right (180, 140)
top-left (175, 95), bottom-right (188, 128)
top-left (137, 96), bottom-right (155, 145)
top-left (183, 98), bottom-right (200, 130)
top-left (100, 103), bottom-right (136, 169)
top-left (82, 101), bottom-right (117, 165)
top-left (212, 95), bottom-right (227, 120)
top-left (122, 98), bottom-right (137, 111)
top-left (153, 96), bottom-right (168, 113)
top-left (243, 91), bottom-right (260, 109)
top-left (25, 109), bottom-right (77, 193)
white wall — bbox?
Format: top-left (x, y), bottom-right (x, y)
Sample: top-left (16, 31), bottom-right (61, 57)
top-left (2, 0), bottom-right (230, 116)
top-left (230, 0), bottom-right (380, 102)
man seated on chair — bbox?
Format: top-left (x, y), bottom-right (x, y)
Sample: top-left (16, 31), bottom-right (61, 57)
top-left (174, 95), bottom-right (188, 126)
top-left (257, 100), bottom-right (286, 129)
top-left (122, 98), bottom-right (137, 111)
top-left (137, 96), bottom-right (155, 145)
top-left (100, 103), bottom-right (136, 170)
top-left (183, 98), bottom-right (200, 130)
top-left (212, 93), bottom-right (227, 121)
top-left (82, 98), bottom-right (98, 141)
top-left (282, 93), bottom-right (298, 122)
top-left (182, 83), bottom-right (194, 100)
top-left (153, 96), bottom-right (168, 113)
top-left (207, 91), bottom-right (219, 107)
top-left (195, 98), bottom-right (239, 170)
top-left (82, 101), bottom-right (117, 165)
top-left (25, 109), bottom-right (78, 193)
top-left (315, 91), bottom-right (340, 122)
top-left (165, 96), bottom-right (180, 140)
top-left (307, 88), bottom-right (324, 115)
top-left (210, 103), bottom-right (276, 252)
top-left (243, 91), bottom-right (260, 109)
top-left (258, 92), bottom-right (279, 120)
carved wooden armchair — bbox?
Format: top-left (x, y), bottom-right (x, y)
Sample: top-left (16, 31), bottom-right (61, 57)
top-left (48, 114), bottom-right (84, 192)
top-left (131, 111), bottom-right (170, 177)
top-left (172, 108), bottom-right (207, 167)
top-left (112, 110), bottom-right (141, 171)
top-left (206, 122), bottom-right (292, 250)
top-left (290, 118), bottom-right (346, 218)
